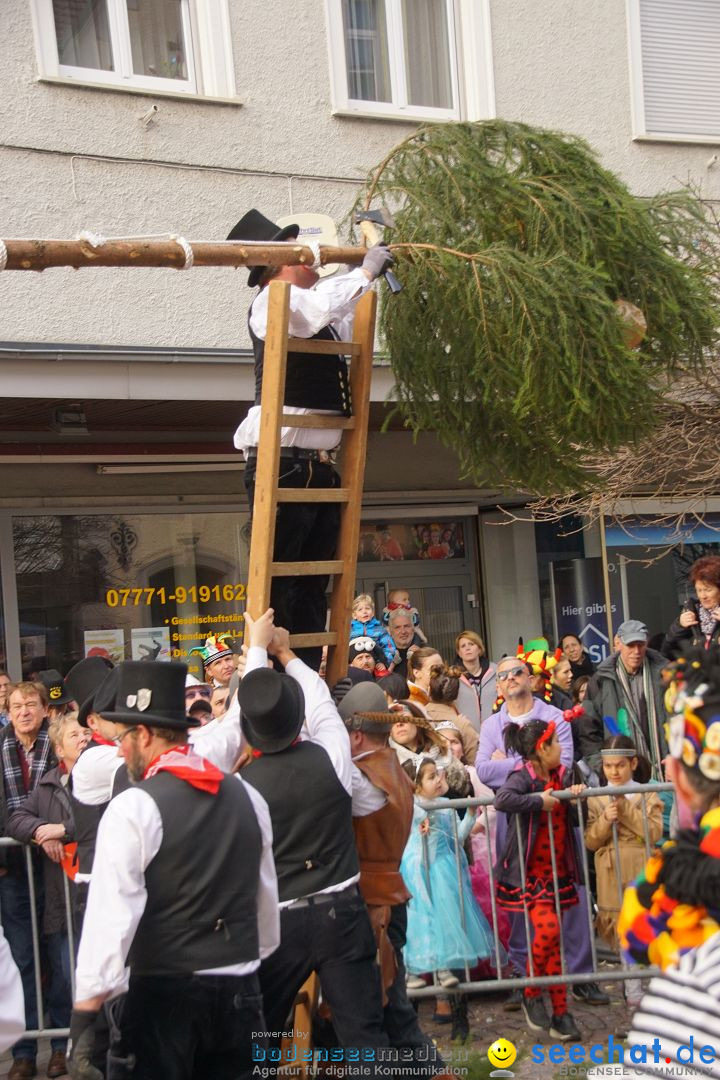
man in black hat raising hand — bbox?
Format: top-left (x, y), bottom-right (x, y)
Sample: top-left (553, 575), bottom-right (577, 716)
top-left (239, 616), bottom-right (394, 1078)
top-left (67, 655), bottom-right (279, 1080)
top-left (229, 208), bottom-right (393, 671)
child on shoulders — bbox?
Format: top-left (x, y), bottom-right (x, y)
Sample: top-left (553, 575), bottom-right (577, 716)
top-left (381, 588), bottom-right (428, 645)
top-left (351, 594), bottom-right (398, 667)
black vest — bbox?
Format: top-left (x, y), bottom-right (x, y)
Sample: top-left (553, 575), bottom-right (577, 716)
top-left (68, 790), bottom-right (104, 876)
top-left (127, 772), bottom-right (262, 975)
top-left (242, 740), bottom-right (358, 903)
top-left (68, 743), bottom-right (117, 875)
top-left (249, 315), bottom-right (351, 416)
top-left (111, 764), bottom-right (131, 798)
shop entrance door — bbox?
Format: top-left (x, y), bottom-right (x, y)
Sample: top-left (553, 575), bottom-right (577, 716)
top-left (356, 570), bottom-right (478, 662)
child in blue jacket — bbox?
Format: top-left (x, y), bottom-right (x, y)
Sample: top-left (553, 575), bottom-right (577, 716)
top-left (350, 594), bottom-right (398, 667)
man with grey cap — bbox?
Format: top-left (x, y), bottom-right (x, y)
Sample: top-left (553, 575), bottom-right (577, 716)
top-left (339, 681), bottom-right (451, 1079)
top-left (578, 619), bottom-right (668, 775)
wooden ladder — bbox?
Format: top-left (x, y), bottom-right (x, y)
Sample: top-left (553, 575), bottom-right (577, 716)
top-left (244, 278), bottom-right (376, 687)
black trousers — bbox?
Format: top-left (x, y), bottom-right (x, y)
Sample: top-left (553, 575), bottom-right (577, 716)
top-left (257, 887), bottom-right (390, 1079)
top-left (384, 904), bottom-right (445, 1077)
top-left (244, 455), bottom-right (340, 671)
top-left (110, 972), bottom-right (266, 1080)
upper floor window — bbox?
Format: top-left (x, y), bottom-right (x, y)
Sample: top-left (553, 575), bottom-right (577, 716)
top-left (325, 0), bottom-right (494, 122)
top-left (31, 0), bottom-right (236, 99)
top-left (627, 0), bottom-right (720, 142)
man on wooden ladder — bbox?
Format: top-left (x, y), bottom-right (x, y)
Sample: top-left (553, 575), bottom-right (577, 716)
top-left (229, 209), bottom-right (393, 671)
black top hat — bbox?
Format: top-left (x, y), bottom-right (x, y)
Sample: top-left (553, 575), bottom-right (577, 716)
top-left (79, 666), bottom-right (123, 728)
top-left (65, 656), bottom-right (115, 727)
top-left (36, 669), bottom-right (73, 707)
top-left (237, 667), bottom-right (305, 754)
top-left (226, 208), bottom-right (300, 288)
top-left (337, 682), bottom-right (397, 734)
top-left (99, 661), bottom-right (200, 731)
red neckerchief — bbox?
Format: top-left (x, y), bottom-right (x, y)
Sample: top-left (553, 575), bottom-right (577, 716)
top-left (143, 744), bottom-right (224, 794)
top-left (91, 733), bottom-right (116, 747)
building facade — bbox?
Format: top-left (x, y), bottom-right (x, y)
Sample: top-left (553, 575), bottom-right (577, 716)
top-left (0, 0), bottom-right (718, 677)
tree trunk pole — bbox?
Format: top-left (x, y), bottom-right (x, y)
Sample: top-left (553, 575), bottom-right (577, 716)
top-left (0, 238), bottom-right (368, 272)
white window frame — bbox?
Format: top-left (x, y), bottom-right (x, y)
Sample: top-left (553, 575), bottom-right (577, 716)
top-left (325, 0), bottom-right (494, 123)
top-left (30, 0), bottom-right (237, 100)
top-left (626, 0), bottom-right (720, 144)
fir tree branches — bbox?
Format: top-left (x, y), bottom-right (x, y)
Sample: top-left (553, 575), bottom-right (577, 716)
top-left (355, 120), bottom-right (720, 493)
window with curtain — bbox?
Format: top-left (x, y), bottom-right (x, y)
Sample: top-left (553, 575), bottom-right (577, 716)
top-left (334, 0), bottom-right (459, 118)
top-left (628, 0), bottom-right (720, 140)
top-left (402, 0), bottom-right (453, 109)
top-left (32, 0), bottom-right (237, 98)
top-left (52, 0), bottom-right (114, 71)
top-left (127, 0), bottom-right (188, 82)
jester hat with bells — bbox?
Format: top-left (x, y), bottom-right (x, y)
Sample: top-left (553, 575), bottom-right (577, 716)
top-left (189, 633), bottom-right (235, 670)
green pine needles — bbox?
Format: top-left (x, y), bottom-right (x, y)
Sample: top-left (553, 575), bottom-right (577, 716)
top-left (355, 120), bottom-right (719, 493)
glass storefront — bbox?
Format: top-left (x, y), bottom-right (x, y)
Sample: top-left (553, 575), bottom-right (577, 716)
top-left (12, 510), bottom-right (251, 679)
top-left (1, 506), bottom-right (484, 678)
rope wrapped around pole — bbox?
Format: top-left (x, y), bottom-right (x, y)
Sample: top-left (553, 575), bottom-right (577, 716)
top-left (0, 238), bottom-right (368, 272)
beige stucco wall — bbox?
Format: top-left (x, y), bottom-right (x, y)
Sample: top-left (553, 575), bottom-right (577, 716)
top-left (0, 0), bottom-right (718, 350)
top-left (490, 0), bottom-right (720, 194)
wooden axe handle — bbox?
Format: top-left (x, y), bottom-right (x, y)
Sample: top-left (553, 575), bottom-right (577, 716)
top-left (358, 219), bottom-right (382, 248)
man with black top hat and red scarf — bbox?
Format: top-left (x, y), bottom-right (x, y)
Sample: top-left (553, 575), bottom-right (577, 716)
top-left (66, 653), bottom-right (279, 1080)
top-left (229, 208), bottom-right (393, 672)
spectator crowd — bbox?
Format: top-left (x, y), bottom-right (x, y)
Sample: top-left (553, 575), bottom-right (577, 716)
top-left (1, 555), bottom-right (719, 1077)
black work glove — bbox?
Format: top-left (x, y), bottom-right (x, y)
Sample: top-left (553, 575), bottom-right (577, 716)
top-left (68, 1008), bottom-right (103, 1080)
top-left (361, 243), bottom-right (394, 280)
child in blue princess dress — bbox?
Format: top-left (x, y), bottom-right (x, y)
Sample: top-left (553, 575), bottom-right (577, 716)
top-left (400, 757), bottom-right (501, 990)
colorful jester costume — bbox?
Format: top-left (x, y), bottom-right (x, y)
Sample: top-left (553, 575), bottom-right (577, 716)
top-left (493, 637), bottom-right (562, 711)
top-left (619, 652), bottom-right (720, 971)
top-left (188, 633), bottom-right (235, 669)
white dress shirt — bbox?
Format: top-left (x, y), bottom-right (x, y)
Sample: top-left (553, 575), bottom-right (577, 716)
top-left (0, 924), bottom-right (25, 1052)
top-left (74, 776), bottom-right (279, 1003)
top-left (233, 268), bottom-right (372, 454)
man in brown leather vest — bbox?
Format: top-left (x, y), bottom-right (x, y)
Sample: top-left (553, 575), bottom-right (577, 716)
top-left (338, 682), bottom-right (455, 1080)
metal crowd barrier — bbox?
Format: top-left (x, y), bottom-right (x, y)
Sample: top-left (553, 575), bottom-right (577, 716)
top-left (1, 782), bottom-right (673, 1047)
top-left (406, 781), bottom-right (674, 998)
top-left (0, 836), bottom-right (73, 1040)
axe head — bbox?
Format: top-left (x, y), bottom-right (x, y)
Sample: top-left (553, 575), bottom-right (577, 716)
top-left (354, 207), bottom-right (396, 230)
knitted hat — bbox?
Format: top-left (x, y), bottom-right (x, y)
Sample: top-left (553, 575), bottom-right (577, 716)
top-left (349, 636), bottom-right (385, 666)
top-left (664, 650), bottom-right (720, 780)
